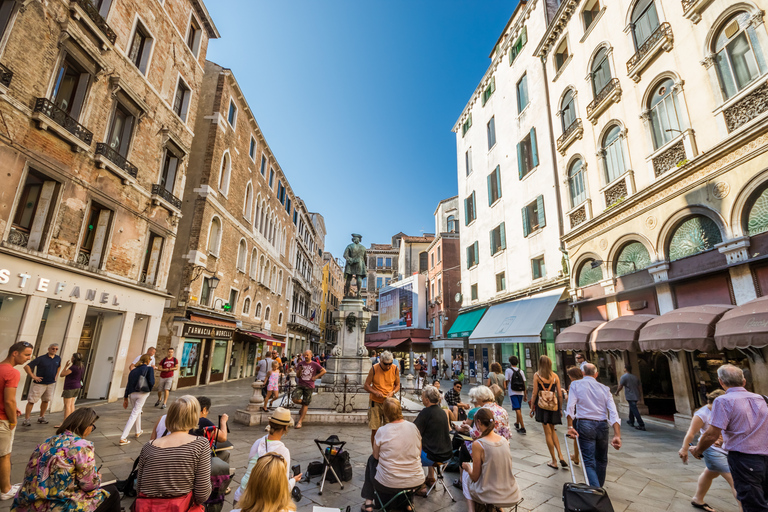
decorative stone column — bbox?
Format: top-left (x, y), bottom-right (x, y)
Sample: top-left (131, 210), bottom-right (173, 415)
top-left (234, 380), bottom-right (266, 426)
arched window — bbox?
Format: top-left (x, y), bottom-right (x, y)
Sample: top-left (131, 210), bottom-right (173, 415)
top-left (419, 251), bottom-right (428, 272)
top-left (591, 47), bottom-right (611, 95)
top-left (278, 312), bottom-right (283, 325)
top-left (615, 242), bottom-right (651, 276)
top-left (255, 302), bottom-right (262, 318)
top-left (630, 0), bottom-right (659, 49)
top-left (263, 261), bottom-right (270, 285)
top-left (747, 186), bottom-right (768, 236)
top-left (668, 215), bottom-right (723, 261)
top-left (270, 267), bottom-right (276, 289)
top-left (259, 255), bottom-right (266, 283)
top-left (447, 215), bottom-right (457, 232)
top-left (244, 183), bottom-right (253, 221)
top-left (259, 204), bottom-right (266, 234)
top-left (561, 90), bottom-right (577, 131)
top-left (569, 159), bottom-right (586, 207)
top-left (207, 217), bottom-right (221, 255)
top-left (265, 306), bottom-right (271, 321)
top-left (236, 239), bottom-right (247, 271)
top-left (250, 249), bottom-right (258, 279)
top-left (254, 197), bottom-right (261, 230)
top-left (648, 78), bottom-right (683, 149)
top-left (278, 270), bottom-right (283, 292)
top-left (243, 297), bottom-right (251, 314)
top-left (218, 152), bottom-right (231, 195)
top-left (602, 125), bottom-right (626, 183)
top-left (713, 12), bottom-right (765, 100)
top-left (577, 259), bottom-right (603, 287)
top-left (281, 228), bottom-right (287, 254)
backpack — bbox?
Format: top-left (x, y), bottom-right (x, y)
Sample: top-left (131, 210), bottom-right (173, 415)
top-left (326, 449), bottom-right (352, 483)
top-left (537, 376), bottom-right (559, 412)
top-left (509, 368), bottom-right (526, 392)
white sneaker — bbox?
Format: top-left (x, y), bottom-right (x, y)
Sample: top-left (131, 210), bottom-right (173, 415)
top-left (0, 483), bottom-right (21, 500)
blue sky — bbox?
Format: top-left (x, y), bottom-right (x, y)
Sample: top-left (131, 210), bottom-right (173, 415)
top-left (205, 1), bottom-right (517, 257)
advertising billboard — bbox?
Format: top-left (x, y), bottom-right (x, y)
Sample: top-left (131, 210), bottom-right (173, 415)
top-left (378, 274), bottom-right (426, 331)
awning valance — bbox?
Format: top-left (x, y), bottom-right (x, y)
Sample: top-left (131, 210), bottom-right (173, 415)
top-left (235, 330), bottom-right (285, 346)
top-left (555, 321), bottom-right (605, 352)
top-left (639, 305), bottom-right (733, 352)
top-left (378, 338), bottom-right (409, 349)
top-left (190, 314), bottom-right (237, 328)
top-left (591, 314), bottom-right (657, 352)
top-left (410, 338), bottom-right (431, 346)
top-left (447, 308), bottom-right (487, 338)
top-left (715, 296), bottom-right (768, 350)
top-left (470, 288), bottom-right (565, 344)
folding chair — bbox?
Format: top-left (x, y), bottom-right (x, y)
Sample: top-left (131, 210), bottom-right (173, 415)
top-left (374, 486), bottom-right (420, 512)
top-left (424, 461), bottom-right (455, 502)
top-left (472, 498), bottom-right (524, 512)
top-left (314, 436), bottom-right (346, 495)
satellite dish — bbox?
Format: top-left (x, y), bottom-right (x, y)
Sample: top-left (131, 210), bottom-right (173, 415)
top-left (454, 292), bottom-right (462, 303)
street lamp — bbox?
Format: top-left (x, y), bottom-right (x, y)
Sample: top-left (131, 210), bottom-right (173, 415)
top-left (208, 275), bottom-right (220, 291)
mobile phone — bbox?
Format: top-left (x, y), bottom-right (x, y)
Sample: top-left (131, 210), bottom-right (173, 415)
top-left (292, 464), bottom-right (301, 477)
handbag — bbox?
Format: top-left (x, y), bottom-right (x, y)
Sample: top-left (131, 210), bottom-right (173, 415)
top-left (131, 491), bottom-right (204, 512)
top-left (537, 376), bottom-right (559, 412)
top-left (135, 367), bottom-right (150, 393)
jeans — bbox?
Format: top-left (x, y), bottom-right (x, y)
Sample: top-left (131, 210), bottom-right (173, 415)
top-left (121, 392), bottom-right (149, 440)
top-left (728, 451), bottom-right (768, 512)
top-left (576, 419), bottom-right (609, 488)
top-left (627, 400), bottom-right (645, 427)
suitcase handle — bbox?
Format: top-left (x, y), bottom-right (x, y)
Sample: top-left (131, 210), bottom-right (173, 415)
top-left (563, 431), bottom-right (590, 484)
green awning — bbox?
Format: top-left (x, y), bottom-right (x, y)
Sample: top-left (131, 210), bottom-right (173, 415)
top-left (447, 308), bottom-right (487, 339)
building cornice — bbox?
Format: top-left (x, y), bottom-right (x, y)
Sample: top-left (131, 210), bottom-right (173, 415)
top-left (534, 0), bottom-right (582, 59)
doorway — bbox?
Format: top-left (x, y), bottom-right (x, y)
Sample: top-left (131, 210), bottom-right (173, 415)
top-left (201, 339), bottom-right (212, 385)
top-left (78, 314), bottom-right (101, 399)
top-left (80, 309), bottom-right (123, 400)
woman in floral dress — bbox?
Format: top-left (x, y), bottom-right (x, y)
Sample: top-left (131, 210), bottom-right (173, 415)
top-left (12, 408), bottom-right (119, 512)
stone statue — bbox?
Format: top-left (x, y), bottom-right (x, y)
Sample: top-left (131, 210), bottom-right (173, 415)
top-left (343, 233), bottom-right (367, 298)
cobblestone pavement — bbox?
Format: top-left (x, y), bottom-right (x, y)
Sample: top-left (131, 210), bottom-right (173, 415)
top-left (0, 377), bottom-right (740, 512)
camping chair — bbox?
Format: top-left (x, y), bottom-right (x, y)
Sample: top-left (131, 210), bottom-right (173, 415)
top-left (472, 498), bottom-right (524, 512)
top-left (374, 486), bottom-right (420, 512)
top-left (314, 435), bottom-right (346, 495)
top-left (424, 461), bottom-right (455, 502)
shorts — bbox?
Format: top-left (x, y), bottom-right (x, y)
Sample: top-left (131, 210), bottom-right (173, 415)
top-left (703, 447), bottom-right (730, 474)
top-left (292, 386), bottom-right (313, 406)
top-left (509, 394), bottom-right (524, 410)
top-left (158, 377), bottom-right (174, 391)
top-left (368, 400), bottom-right (388, 430)
top-left (28, 383), bottom-right (55, 403)
top-left (61, 389), bottom-right (80, 399)
top-left (0, 420), bottom-right (15, 457)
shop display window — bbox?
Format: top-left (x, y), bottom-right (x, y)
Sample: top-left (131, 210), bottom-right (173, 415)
top-left (180, 340), bottom-right (201, 378)
top-left (689, 350), bottom-right (752, 408)
top-left (211, 340), bottom-right (227, 375)
top-left (637, 351), bottom-right (676, 418)
top-left (0, 292), bottom-right (27, 347)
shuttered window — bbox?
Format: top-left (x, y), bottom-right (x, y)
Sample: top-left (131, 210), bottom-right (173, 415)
top-left (490, 222), bottom-right (506, 255)
top-left (516, 127), bottom-right (539, 179)
top-left (487, 166), bottom-right (502, 205)
top-left (522, 195), bottom-right (546, 237)
top-left (464, 191), bottom-right (477, 225)
top-left (466, 241), bottom-right (479, 268)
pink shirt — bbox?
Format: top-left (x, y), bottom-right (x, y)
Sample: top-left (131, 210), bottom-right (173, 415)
top-left (710, 387), bottom-right (768, 456)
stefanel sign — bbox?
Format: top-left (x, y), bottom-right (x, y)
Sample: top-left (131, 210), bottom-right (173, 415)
top-left (182, 324), bottom-right (234, 340)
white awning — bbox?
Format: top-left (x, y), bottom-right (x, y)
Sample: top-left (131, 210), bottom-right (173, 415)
top-left (469, 287), bottom-right (565, 344)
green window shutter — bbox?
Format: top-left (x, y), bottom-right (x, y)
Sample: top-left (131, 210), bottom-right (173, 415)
top-left (466, 246), bottom-right (472, 268)
top-left (490, 228), bottom-right (495, 255)
top-left (530, 127), bottom-right (539, 168)
top-left (537, 195), bottom-right (546, 229)
top-left (487, 173), bottom-right (493, 206)
top-left (490, 77), bottom-right (496, 95)
top-left (521, 26), bottom-right (528, 46)
top-left (522, 206), bottom-right (530, 237)
top-left (472, 191), bottom-right (477, 220)
top-left (496, 165), bottom-right (502, 199)
top-left (464, 197), bottom-right (469, 226)
top-left (500, 222), bottom-right (506, 250)
top-left (474, 241), bottom-right (479, 265)
top-left (517, 142), bottom-right (523, 179)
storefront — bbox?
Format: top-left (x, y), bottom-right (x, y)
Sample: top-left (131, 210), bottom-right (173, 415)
top-left (176, 319), bottom-right (235, 388)
top-left (0, 254), bottom-right (167, 410)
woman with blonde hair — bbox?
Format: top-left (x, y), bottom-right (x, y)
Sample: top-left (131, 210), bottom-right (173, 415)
top-left (530, 355), bottom-right (566, 470)
top-left (233, 454), bottom-right (296, 512)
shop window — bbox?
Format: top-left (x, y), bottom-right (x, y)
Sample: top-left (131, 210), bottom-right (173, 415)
top-left (107, 102), bottom-right (135, 158)
top-left (77, 202), bottom-right (113, 269)
top-left (173, 78), bottom-right (191, 122)
top-left (490, 222), bottom-right (506, 255)
top-left (243, 297), bottom-right (251, 315)
top-left (713, 12), bottom-right (765, 100)
top-left (522, 195), bottom-right (545, 237)
top-left (128, 21), bottom-right (153, 75)
top-left (488, 166), bottom-right (502, 205)
top-left (51, 54), bottom-right (91, 120)
top-left (648, 78), bottom-right (684, 150)
top-left (577, 259), bottom-right (603, 287)
top-left (630, 0), bottom-right (660, 50)
top-left (615, 241), bottom-right (651, 277)
top-left (532, 256), bottom-right (545, 280)
top-left (689, 350), bottom-right (753, 408)
top-left (668, 216), bottom-right (723, 261)
top-left (516, 128), bottom-right (539, 178)
top-left (583, 0), bottom-right (601, 31)
top-left (7, 169), bottom-right (59, 251)
top-left (495, 272), bottom-right (506, 292)
top-left (0, 292), bottom-right (27, 348)
top-left (746, 186), bottom-right (768, 236)
top-left (486, 116), bottom-right (496, 149)
top-left (464, 191), bottom-right (476, 225)
top-left (211, 341), bottom-right (227, 376)
top-left (602, 125), bottom-right (627, 183)
top-left (140, 232), bottom-right (164, 285)
top-left (561, 89), bottom-right (577, 132)
top-left (185, 15), bottom-right (202, 57)
top-left (470, 284), bottom-right (478, 301)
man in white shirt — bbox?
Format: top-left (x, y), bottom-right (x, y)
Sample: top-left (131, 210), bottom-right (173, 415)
top-left (129, 346), bottom-right (156, 370)
top-left (566, 363), bottom-right (621, 488)
top-left (431, 356), bottom-right (438, 378)
top-left (255, 354), bottom-right (273, 397)
top-left (505, 355), bottom-right (527, 434)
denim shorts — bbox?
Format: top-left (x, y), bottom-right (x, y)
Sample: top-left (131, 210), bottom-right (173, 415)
top-left (703, 447), bottom-right (730, 474)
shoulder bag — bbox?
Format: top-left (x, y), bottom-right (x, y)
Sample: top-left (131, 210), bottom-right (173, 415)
top-left (136, 366), bottom-right (151, 393)
top-left (537, 375), bottom-right (559, 412)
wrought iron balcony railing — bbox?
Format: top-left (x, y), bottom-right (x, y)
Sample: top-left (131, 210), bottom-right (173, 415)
top-left (557, 118), bottom-right (583, 153)
top-left (587, 78), bottom-right (621, 119)
top-left (0, 63), bottom-right (12, 88)
top-left (6, 227), bottom-right (29, 248)
top-left (95, 143), bottom-right (138, 179)
top-left (34, 98), bottom-right (93, 145)
top-left (73, 0), bottom-right (116, 44)
top-left (151, 184), bottom-right (182, 209)
top-left (627, 22), bottom-right (673, 75)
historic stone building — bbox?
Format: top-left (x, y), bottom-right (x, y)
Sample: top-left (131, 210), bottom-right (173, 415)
top-left (540, 0), bottom-right (768, 427)
top-left (159, 60), bottom-right (297, 388)
top-left (320, 251), bottom-right (342, 350)
top-left (364, 238), bottom-right (400, 314)
top-left (0, 0), bottom-right (217, 407)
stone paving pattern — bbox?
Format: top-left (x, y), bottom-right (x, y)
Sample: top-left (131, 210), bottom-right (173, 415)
top-left (0, 378), bottom-right (740, 512)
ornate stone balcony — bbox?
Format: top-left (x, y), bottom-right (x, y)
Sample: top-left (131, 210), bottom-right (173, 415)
top-left (557, 118), bottom-right (583, 155)
top-left (569, 204), bottom-right (587, 229)
top-left (32, 98), bottom-right (93, 152)
top-left (68, 0), bottom-right (116, 49)
top-left (604, 178), bottom-right (628, 208)
top-left (95, 143), bottom-right (138, 184)
top-left (627, 22), bottom-right (674, 82)
top-left (587, 78), bottom-right (621, 124)
top-left (652, 140), bottom-right (686, 177)
top-left (681, 0), bottom-right (711, 23)
top-left (723, 81), bottom-right (768, 133)
top-left (151, 184), bottom-right (182, 214)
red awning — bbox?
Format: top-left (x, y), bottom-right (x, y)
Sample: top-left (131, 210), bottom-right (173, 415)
top-left (555, 321), bottom-right (605, 352)
top-left (190, 314), bottom-right (237, 328)
top-left (591, 314), bottom-right (657, 352)
top-left (409, 338), bottom-right (431, 346)
top-left (365, 341), bottom-right (385, 348)
top-left (639, 305), bottom-right (734, 352)
top-left (378, 338), bottom-right (409, 348)
top-left (237, 330), bottom-right (284, 345)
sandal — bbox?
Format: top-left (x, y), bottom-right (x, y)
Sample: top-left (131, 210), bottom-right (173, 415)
top-left (547, 462), bottom-right (559, 469)
top-left (691, 502), bottom-right (717, 512)
top-left (295, 422), bottom-right (302, 429)
top-left (560, 459), bottom-right (568, 469)
top-left (360, 502), bottom-right (374, 512)
top-left (414, 485), bottom-right (428, 497)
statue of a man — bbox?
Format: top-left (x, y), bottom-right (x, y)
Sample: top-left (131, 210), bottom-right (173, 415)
top-left (343, 233), bottom-right (367, 298)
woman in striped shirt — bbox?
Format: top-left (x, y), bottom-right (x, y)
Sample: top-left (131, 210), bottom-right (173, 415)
top-left (135, 396), bottom-right (211, 508)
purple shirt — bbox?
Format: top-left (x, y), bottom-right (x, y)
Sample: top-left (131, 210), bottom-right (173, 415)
top-left (710, 387), bottom-right (768, 456)
top-left (63, 365), bottom-right (84, 390)
top-left (296, 360), bottom-right (323, 389)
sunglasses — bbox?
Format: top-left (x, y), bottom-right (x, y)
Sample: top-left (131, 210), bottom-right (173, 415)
top-left (21, 342), bottom-right (32, 348)
top-left (90, 424), bottom-right (97, 431)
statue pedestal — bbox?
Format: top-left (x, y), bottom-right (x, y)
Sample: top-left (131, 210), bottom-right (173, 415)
top-left (322, 298), bottom-right (372, 386)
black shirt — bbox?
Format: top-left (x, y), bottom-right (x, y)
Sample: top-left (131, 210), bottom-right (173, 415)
top-left (190, 417), bottom-right (215, 436)
top-left (413, 404), bottom-right (453, 462)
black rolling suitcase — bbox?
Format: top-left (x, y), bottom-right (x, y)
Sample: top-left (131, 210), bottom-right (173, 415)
top-left (562, 433), bottom-right (615, 512)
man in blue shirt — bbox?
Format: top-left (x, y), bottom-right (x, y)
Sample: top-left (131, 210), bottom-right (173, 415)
top-left (22, 344), bottom-right (61, 426)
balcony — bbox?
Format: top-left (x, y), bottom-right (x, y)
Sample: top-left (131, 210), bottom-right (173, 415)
top-left (722, 81), bottom-right (768, 133)
top-left (587, 78), bottom-right (621, 124)
top-left (603, 177), bottom-right (628, 209)
top-left (289, 313), bottom-right (321, 334)
top-left (556, 118), bottom-right (583, 155)
top-left (32, 98), bottom-right (93, 152)
top-left (151, 184), bottom-right (182, 215)
top-left (0, 63), bottom-right (12, 94)
top-left (95, 143), bottom-right (138, 184)
top-left (627, 22), bottom-right (674, 82)
top-left (68, 0), bottom-right (116, 50)
top-left (6, 227), bottom-right (29, 248)
top-left (681, 0), bottom-right (712, 23)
